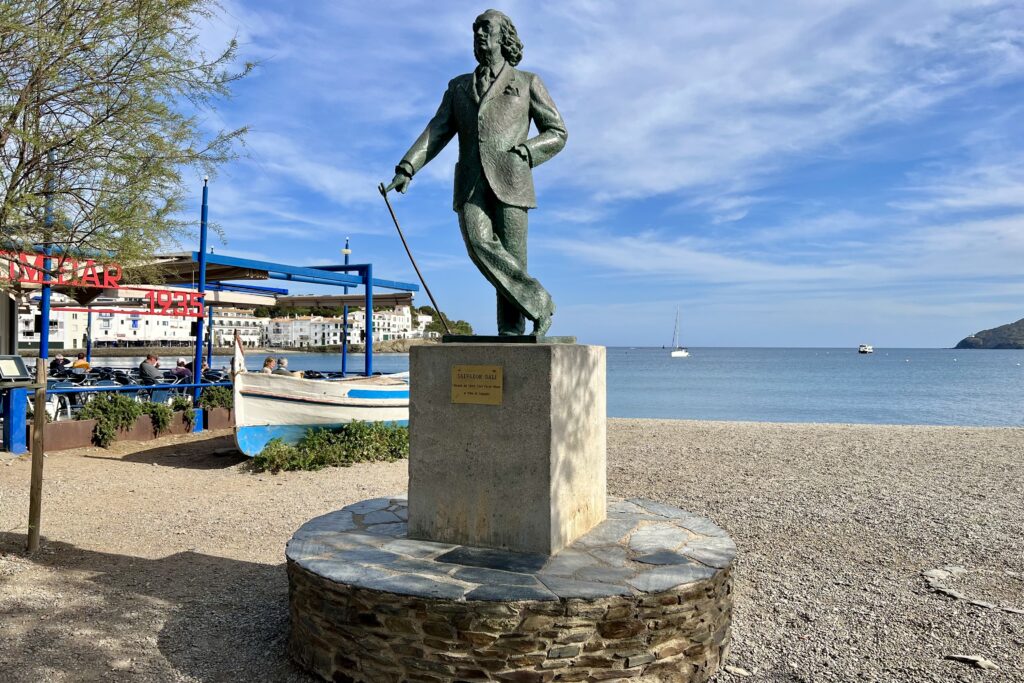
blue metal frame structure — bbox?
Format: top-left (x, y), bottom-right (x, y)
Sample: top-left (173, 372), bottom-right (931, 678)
top-left (2, 180), bottom-right (419, 453)
top-left (189, 253), bottom-right (414, 377)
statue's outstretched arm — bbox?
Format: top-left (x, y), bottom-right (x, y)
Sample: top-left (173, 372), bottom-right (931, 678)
top-left (398, 83), bottom-right (458, 178)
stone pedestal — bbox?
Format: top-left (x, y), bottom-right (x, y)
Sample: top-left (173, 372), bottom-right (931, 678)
top-left (408, 343), bottom-right (606, 555)
top-left (287, 496), bottom-right (736, 683)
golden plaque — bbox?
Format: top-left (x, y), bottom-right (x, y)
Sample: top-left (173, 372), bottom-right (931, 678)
top-left (451, 364), bottom-right (503, 405)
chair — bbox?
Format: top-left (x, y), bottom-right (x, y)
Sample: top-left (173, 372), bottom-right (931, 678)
top-left (46, 381), bottom-right (76, 421)
top-left (149, 387), bottom-right (172, 406)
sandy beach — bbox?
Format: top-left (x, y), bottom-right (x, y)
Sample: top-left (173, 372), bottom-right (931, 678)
top-left (1, 419), bottom-right (1021, 682)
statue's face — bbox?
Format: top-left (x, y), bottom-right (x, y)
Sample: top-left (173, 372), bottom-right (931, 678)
top-left (473, 14), bottom-right (502, 63)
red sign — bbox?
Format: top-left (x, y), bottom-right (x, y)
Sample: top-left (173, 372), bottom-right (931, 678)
top-left (0, 251), bottom-right (122, 288)
top-left (4, 250), bottom-right (206, 318)
top-left (143, 289), bottom-right (205, 317)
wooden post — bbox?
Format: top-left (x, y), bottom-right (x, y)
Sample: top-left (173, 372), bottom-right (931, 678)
top-left (27, 360), bottom-right (46, 553)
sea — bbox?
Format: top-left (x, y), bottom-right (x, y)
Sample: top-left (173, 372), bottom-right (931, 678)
top-left (102, 347), bottom-right (1024, 427)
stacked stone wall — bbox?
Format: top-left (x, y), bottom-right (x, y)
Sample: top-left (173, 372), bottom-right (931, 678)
top-left (288, 560), bottom-right (732, 683)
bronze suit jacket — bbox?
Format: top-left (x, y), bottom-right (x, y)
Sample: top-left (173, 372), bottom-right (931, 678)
top-left (398, 65), bottom-right (567, 211)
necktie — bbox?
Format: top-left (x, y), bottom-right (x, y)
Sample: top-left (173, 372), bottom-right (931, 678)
top-left (475, 65), bottom-right (492, 99)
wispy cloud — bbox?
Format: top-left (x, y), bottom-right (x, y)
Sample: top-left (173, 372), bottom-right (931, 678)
top-left (186, 1), bottom-right (1024, 346)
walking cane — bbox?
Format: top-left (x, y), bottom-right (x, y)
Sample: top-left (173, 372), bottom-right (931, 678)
top-left (378, 183), bottom-right (453, 336)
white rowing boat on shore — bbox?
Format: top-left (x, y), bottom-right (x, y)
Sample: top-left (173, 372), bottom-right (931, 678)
top-left (232, 336), bottom-right (408, 456)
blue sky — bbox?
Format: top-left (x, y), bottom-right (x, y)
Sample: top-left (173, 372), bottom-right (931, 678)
top-left (186, 1), bottom-right (1024, 347)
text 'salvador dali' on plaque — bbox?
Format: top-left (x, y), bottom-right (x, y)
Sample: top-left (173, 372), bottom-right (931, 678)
top-left (450, 365), bottom-right (503, 405)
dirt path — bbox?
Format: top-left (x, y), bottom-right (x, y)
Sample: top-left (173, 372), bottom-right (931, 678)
top-left (1, 420), bottom-right (1022, 681)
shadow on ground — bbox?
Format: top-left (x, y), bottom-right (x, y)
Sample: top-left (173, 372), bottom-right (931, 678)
top-left (81, 434), bottom-right (250, 470)
top-left (0, 533), bottom-right (314, 682)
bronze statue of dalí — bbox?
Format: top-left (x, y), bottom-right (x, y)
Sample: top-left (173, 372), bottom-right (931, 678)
top-left (386, 9), bottom-right (567, 336)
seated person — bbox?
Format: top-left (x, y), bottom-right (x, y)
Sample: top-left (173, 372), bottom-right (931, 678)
top-left (71, 352), bottom-right (90, 370)
top-left (260, 357), bottom-right (277, 374)
top-left (49, 354), bottom-right (70, 373)
top-left (272, 357), bottom-right (297, 376)
top-left (170, 358), bottom-right (193, 381)
top-left (138, 354), bottom-right (163, 383)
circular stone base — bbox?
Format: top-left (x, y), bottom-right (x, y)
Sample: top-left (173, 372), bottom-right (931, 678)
top-left (287, 496), bottom-right (735, 683)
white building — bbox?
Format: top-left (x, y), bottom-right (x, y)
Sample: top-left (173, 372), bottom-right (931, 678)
top-left (17, 300), bottom-right (90, 350)
top-left (265, 306), bottom-right (435, 348)
top-left (267, 316), bottom-right (311, 348)
top-left (210, 307), bottom-right (269, 348)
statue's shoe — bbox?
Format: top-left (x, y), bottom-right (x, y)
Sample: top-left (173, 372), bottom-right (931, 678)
top-left (532, 314), bottom-right (552, 336)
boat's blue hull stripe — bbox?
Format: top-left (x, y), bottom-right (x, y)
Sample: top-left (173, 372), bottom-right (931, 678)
top-left (346, 389), bottom-right (409, 399)
top-left (239, 390), bottom-right (408, 405)
top-left (236, 421), bottom-right (409, 457)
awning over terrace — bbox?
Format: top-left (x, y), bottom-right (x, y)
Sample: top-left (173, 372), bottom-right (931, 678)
top-left (276, 293), bottom-right (414, 309)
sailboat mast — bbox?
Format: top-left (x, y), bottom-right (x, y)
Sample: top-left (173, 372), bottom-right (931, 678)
top-left (672, 307), bottom-right (680, 348)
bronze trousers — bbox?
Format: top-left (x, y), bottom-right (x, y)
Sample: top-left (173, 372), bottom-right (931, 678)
top-left (458, 182), bottom-right (553, 335)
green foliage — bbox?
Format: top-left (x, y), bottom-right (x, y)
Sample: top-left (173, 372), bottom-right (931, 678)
top-left (171, 394), bottom-right (195, 427)
top-left (78, 393), bottom-right (142, 447)
top-left (415, 305), bottom-right (472, 335)
top-left (140, 400), bottom-right (173, 434)
top-left (426, 315), bottom-right (473, 336)
top-left (198, 385), bottom-right (232, 410)
top-left (77, 392), bottom-right (176, 447)
top-left (0, 0), bottom-right (252, 277)
top-left (251, 421), bottom-right (409, 474)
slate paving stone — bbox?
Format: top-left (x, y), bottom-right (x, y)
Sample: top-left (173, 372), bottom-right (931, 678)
top-left (437, 546), bottom-right (549, 574)
top-left (538, 575), bottom-right (632, 598)
top-left (343, 497), bottom-right (392, 515)
top-left (295, 511), bottom-right (356, 535)
top-left (302, 559), bottom-right (384, 586)
top-left (362, 509), bottom-right (402, 525)
top-left (674, 515), bottom-right (729, 537)
top-left (590, 545), bottom-right (630, 567)
top-left (453, 566), bottom-right (538, 586)
top-left (575, 517), bottom-right (636, 548)
top-left (540, 548), bottom-right (599, 577)
top-left (465, 582), bottom-right (558, 602)
top-left (363, 522), bottom-right (408, 537)
top-left (628, 523), bottom-right (690, 553)
top-left (292, 497), bottom-right (732, 601)
top-left (336, 548), bottom-right (403, 565)
top-left (607, 499), bottom-right (647, 516)
top-left (370, 573), bottom-right (470, 600)
top-left (319, 531), bottom-right (388, 548)
top-left (388, 558), bottom-right (457, 577)
top-left (381, 538), bottom-right (456, 558)
top-left (285, 539), bottom-right (334, 562)
top-left (627, 563), bottom-right (716, 593)
top-left (628, 498), bottom-right (691, 520)
top-left (576, 565), bottom-right (637, 583)
top-left (634, 550), bottom-right (694, 566)
top-left (681, 543), bottom-right (735, 569)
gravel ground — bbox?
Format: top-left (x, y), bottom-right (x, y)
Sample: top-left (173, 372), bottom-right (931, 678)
top-left (1, 419), bottom-right (1022, 682)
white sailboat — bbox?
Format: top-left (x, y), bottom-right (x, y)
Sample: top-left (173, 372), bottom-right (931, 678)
top-left (671, 307), bottom-right (690, 358)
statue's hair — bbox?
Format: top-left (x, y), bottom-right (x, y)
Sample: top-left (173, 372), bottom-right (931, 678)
top-left (474, 10), bottom-right (524, 66)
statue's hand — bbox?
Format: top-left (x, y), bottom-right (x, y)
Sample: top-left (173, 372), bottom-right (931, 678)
top-left (510, 145), bottom-right (531, 163)
top-left (385, 172), bottom-right (411, 194)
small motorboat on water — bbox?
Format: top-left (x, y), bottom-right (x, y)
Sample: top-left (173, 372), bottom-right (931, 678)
top-left (858, 344), bottom-right (874, 354)
top-left (232, 336), bottom-right (408, 456)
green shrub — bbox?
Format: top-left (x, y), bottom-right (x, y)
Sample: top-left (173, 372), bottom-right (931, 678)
top-left (78, 392), bottom-right (176, 447)
top-left (171, 395), bottom-right (195, 428)
top-left (140, 401), bottom-right (173, 434)
top-left (198, 385), bottom-right (233, 411)
top-left (251, 421), bottom-right (409, 473)
top-left (78, 393), bottom-right (142, 447)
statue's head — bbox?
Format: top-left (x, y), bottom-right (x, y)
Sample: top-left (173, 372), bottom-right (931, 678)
top-left (473, 9), bottom-right (523, 67)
